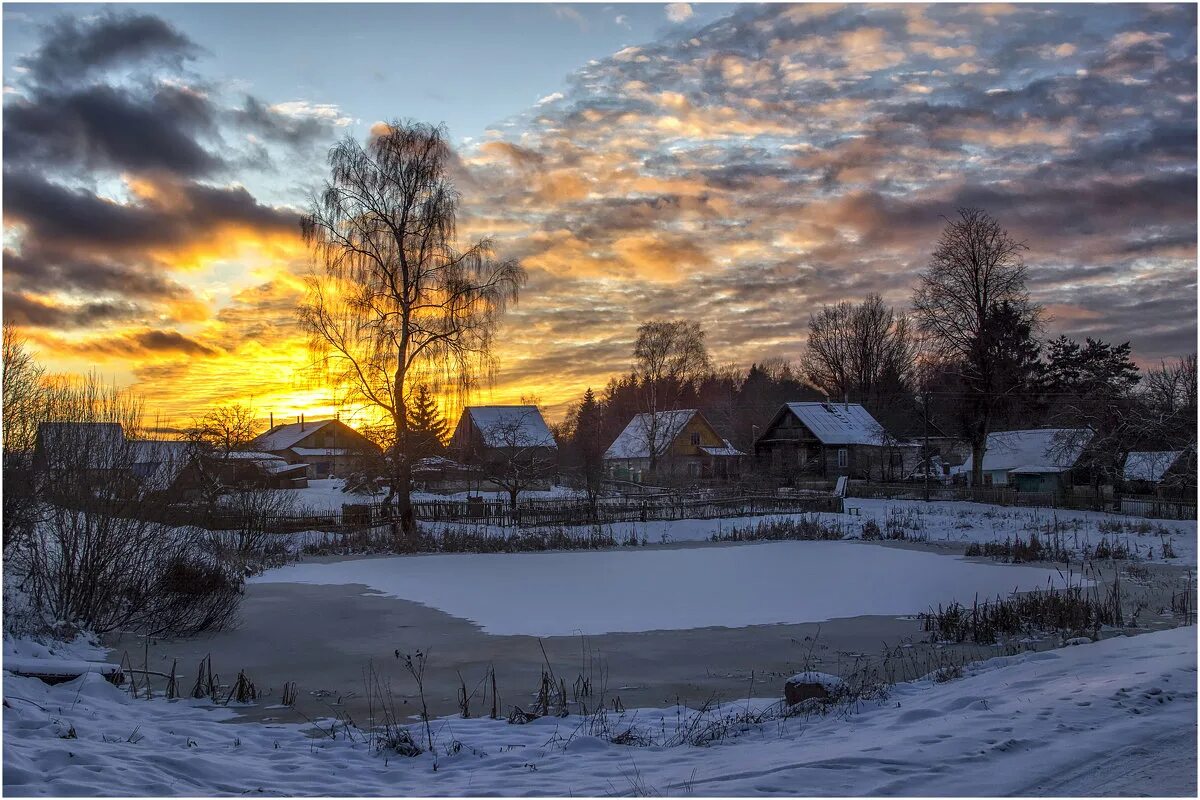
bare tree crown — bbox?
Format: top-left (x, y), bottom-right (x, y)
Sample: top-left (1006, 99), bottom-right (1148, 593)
top-left (300, 120), bottom-right (526, 422)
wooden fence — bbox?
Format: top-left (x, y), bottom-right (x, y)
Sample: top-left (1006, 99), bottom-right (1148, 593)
top-left (845, 482), bottom-right (1196, 519)
top-left (171, 492), bottom-right (841, 533)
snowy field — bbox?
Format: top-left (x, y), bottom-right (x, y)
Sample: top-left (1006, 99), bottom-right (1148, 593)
top-left (4, 626), bottom-right (1194, 796)
top-left (253, 542), bottom-right (1082, 636)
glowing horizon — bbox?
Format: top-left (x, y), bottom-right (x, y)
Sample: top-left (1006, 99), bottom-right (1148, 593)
top-left (4, 4), bottom-right (1196, 429)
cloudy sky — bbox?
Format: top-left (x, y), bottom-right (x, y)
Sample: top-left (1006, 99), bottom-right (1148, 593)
top-left (3, 3), bottom-right (1196, 426)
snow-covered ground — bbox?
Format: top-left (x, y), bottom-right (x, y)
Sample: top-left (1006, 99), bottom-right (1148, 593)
top-left (426, 497), bottom-right (1197, 564)
top-left (252, 542), bottom-right (1082, 636)
top-left (4, 626), bottom-right (1194, 796)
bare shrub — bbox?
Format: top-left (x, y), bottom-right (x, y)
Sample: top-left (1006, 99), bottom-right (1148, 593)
top-left (711, 515), bottom-right (844, 542)
top-left (11, 375), bottom-right (243, 637)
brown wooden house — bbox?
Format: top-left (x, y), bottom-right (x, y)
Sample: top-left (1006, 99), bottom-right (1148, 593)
top-left (604, 409), bottom-right (744, 483)
top-left (753, 402), bottom-right (903, 481)
top-left (250, 418), bottom-right (378, 479)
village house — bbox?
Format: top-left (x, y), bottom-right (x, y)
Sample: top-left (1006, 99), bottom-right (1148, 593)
top-left (250, 417), bottom-right (378, 479)
top-left (1123, 450), bottom-right (1196, 496)
top-left (604, 409), bottom-right (744, 483)
top-left (752, 402), bottom-right (903, 481)
top-left (33, 422), bottom-right (311, 499)
top-left (955, 428), bottom-right (1092, 492)
top-left (449, 406), bottom-right (558, 489)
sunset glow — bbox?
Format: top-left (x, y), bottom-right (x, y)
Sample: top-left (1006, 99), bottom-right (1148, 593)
top-left (4, 3), bottom-right (1196, 427)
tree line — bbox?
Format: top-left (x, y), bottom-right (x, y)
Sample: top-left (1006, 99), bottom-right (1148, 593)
top-left (552, 210), bottom-right (1196, 490)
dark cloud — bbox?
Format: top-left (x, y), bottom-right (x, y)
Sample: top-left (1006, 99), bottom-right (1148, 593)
top-left (17, 11), bottom-right (198, 88)
top-left (2, 291), bottom-right (145, 329)
top-left (60, 329), bottom-right (222, 358)
top-left (5, 84), bottom-right (222, 177)
top-left (3, 169), bottom-right (298, 253)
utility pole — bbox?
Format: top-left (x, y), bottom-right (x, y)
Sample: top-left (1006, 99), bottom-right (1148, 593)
top-left (922, 391), bottom-right (931, 503)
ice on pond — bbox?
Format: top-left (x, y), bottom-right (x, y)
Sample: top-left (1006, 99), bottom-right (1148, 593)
top-left (253, 541), bottom-right (1083, 637)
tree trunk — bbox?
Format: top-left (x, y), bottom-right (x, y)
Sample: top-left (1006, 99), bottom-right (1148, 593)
top-left (970, 438), bottom-right (986, 487)
top-left (508, 487), bottom-right (518, 510)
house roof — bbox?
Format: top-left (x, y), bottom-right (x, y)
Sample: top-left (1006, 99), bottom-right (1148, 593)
top-left (36, 422), bottom-right (127, 470)
top-left (465, 406), bottom-right (557, 449)
top-left (1124, 451), bottom-right (1184, 482)
top-left (781, 402), bottom-right (887, 446)
top-left (700, 440), bottom-right (745, 457)
top-left (128, 440), bottom-right (192, 490)
top-left (223, 450), bottom-right (286, 461)
top-left (251, 419), bottom-right (337, 452)
top-left (604, 409), bottom-right (699, 460)
top-left (960, 429), bottom-right (1092, 475)
top-left (291, 447), bottom-right (355, 457)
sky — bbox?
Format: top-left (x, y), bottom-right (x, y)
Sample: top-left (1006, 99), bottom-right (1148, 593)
top-left (3, 2), bottom-right (1197, 428)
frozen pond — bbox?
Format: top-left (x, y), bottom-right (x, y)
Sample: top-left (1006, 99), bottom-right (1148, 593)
top-left (252, 541), bottom-right (1082, 637)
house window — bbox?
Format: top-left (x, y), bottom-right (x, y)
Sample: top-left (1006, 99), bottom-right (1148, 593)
top-left (690, 432), bottom-right (701, 446)
top-left (688, 462), bottom-right (699, 477)
top-left (837, 448), bottom-right (848, 468)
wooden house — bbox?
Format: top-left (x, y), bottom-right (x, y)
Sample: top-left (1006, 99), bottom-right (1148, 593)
top-left (752, 402), bottom-right (902, 481)
top-left (250, 418), bottom-right (378, 479)
top-left (954, 428), bottom-right (1092, 491)
top-left (604, 409), bottom-right (744, 483)
top-left (449, 406), bottom-right (558, 487)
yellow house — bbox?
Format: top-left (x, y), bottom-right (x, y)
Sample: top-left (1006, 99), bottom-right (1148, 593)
top-left (604, 409), bottom-right (744, 483)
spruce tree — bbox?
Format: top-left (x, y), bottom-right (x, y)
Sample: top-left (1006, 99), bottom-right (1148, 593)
top-left (407, 384), bottom-right (448, 460)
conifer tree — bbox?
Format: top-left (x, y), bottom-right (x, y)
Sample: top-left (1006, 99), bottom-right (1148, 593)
top-left (407, 384), bottom-right (448, 460)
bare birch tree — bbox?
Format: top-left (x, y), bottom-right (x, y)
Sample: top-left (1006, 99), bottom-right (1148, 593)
top-left (299, 120), bottom-right (525, 543)
top-left (631, 320), bottom-right (710, 472)
top-left (913, 208), bottom-right (1041, 486)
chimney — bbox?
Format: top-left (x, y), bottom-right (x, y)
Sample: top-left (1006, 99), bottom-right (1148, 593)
top-left (269, 412), bottom-right (274, 429)
top-left (301, 413), bottom-right (305, 432)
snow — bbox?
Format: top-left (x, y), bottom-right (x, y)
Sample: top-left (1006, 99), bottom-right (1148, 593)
top-left (1125, 450), bottom-right (1184, 482)
top-left (785, 671), bottom-right (846, 692)
top-left (251, 542), bottom-right (1082, 636)
top-left (782, 402), bottom-right (887, 445)
top-left (604, 409), bottom-right (698, 459)
top-left (4, 626), bottom-right (1194, 796)
top-left (423, 496), bottom-right (1197, 563)
top-left (288, 478), bottom-right (384, 512)
top-left (464, 406), bottom-right (556, 448)
top-left (250, 419), bottom-right (336, 452)
top-left (960, 428), bottom-right (1091, 475)
top-left (699, 439), bottom-right (745, 457)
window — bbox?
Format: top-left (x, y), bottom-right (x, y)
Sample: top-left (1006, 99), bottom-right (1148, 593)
top-left (690, 432), bottom-right (701, 446)
top-left (837, 448), bottom-right (848, 468)
top-left (688, 462), bottom-right (699, 477)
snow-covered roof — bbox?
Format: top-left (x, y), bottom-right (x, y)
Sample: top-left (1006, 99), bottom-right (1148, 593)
top-left (961, 429), bottom-right (1091, 475)
top-left (260, 460), bottom-right (308, 475)
top-left (604, 409), bottom-right (698, 460)
top-left (128, 440), bottom-right (192, 490)
top-left (223, 450), bottom-right (286, 461)
top-left (35, 422), bottom-right (127, 470)
top-left (1124, 451), bottom-right (1183, 482)
top-left (699, 440), bottom-right (745, 457)
top-left (251, 419), bottom-right (336, 452)
top-left (466, 406), bottom-right (557, 449)
top-left (782, 403), bottom-right (887, 446)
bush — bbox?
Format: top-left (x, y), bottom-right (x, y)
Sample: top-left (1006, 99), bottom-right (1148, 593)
top-left (711, 515), bottom-right (844, 542)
